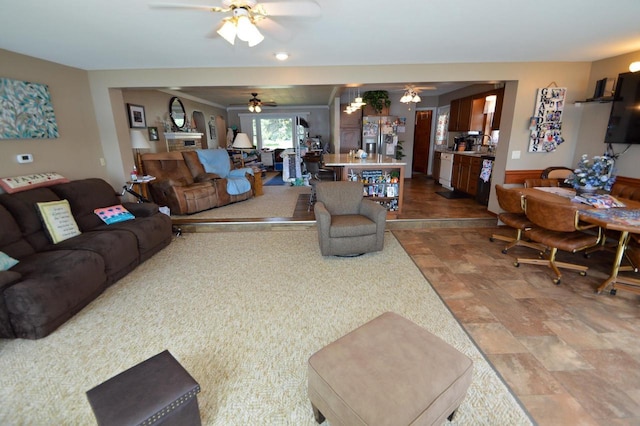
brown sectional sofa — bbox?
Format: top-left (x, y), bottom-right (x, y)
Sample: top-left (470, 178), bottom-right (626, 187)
top-left (142, 150), bottom-right (255, 215)
top-left (0, 178), bottom-right (172, 339)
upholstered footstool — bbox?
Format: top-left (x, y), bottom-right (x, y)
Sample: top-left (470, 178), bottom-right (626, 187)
top-left (86, 350), bottom-right (201, 426)
top-left (307, 312), bottom-right (473, 425)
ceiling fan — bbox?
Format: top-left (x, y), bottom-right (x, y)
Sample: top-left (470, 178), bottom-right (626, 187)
top-left (149, 0), bottom-right (321, 46)
top-left (247, 92), bottom-right (277, 112)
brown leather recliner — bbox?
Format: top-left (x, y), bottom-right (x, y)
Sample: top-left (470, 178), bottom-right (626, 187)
top-left (182, 150), bottom-right (255, 205)
top-left (141, 152), bottom-right (226, 215)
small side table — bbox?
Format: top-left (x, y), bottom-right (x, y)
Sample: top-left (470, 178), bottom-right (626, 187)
top-left (122, 176), bottom-right (155, 203)
top-left (253, 172), bottom-right (263, 196)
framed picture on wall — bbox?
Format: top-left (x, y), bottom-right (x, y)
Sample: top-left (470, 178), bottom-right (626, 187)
top-left (147, 126), bottom-right (159, 141)
top-left (127, 103), bottom-right (146, 128)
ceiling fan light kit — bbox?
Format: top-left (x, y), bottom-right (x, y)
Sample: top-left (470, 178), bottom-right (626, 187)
top-left (400, 89), bottom-right (421, 104)
top-left (248, 92), bottom-right (263, 112)
top-left (217, 7), bottom-right (264, 46)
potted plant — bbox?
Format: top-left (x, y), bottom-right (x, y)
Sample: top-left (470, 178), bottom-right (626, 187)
top-left (395, 140), bottom-right (405, 160)
top-left (362, 90), bottom-right (391, 115)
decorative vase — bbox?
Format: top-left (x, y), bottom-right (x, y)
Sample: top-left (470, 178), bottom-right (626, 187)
top-left (576, 186), bottom-right (598, 196)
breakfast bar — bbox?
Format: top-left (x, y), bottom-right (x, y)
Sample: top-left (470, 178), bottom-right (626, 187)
top-left (323, 154), bottom-right (406, 218)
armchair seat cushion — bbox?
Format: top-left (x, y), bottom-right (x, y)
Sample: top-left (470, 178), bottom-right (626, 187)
top-left (330, 215), bottom-right (376, 238)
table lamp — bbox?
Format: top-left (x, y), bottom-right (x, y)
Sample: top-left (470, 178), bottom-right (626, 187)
top-left (130, 129), bottom-right (151, 175)
top-left (232, 133), bottom-right (254, 150)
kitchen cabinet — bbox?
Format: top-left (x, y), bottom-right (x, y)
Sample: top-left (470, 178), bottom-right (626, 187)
top-left (447, 88), bottom-right (504, 131)
top-left (448, 97), bottom-right (473, 131)
top-left (432, 151), bottom-right (441, 182)
top-left (491, 87), bottom-right (504, 130)
top-left (339, 106), bottom-right (362, 153)
top-left (452, 153), bottom-right (483, 196)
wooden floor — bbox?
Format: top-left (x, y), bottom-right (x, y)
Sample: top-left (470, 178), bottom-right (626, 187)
top-left (292, 172), bottom-right (495, 222)
top-left (186, 174), bottom-right (640, 425)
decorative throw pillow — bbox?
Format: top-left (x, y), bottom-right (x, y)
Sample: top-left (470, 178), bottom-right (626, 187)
top-left (94, 204), bottom-right (135, 225)
top-left (0, 251), bottom-right (19, 271)
top-left (0, 172), bottom-right (69, 194)
top-left (36, 200), bottom-right (82, 244)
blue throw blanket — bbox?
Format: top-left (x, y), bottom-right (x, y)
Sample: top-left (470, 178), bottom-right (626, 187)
top-left (196, 149), bottom-right (253, 195)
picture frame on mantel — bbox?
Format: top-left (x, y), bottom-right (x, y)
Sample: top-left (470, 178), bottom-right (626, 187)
top-left (147, 126), bottom-right (159, 141)
top-left (127, 104), bottom-right (146, 128)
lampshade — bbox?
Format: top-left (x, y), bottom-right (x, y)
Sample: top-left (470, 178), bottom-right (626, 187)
top-left (217, 20), bottom-right (237, 45)
top-left (130, 130), bottom-right (151, 149)
top-left (630, 61), bottom-right (640, 73)
top-left (232, 133), bottom-right (253, 149)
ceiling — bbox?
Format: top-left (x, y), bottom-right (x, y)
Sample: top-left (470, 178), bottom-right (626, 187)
top-left (2, 0), bottom-right (640, 108)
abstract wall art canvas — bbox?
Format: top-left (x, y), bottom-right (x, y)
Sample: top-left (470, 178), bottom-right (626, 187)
top-left (0, 78), bottom-right (59, 139)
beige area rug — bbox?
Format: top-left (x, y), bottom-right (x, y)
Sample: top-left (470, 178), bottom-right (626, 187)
top-left (0, 231), bottom-right (532, 425)
top-left (173, 184), bottom-right (309, 220)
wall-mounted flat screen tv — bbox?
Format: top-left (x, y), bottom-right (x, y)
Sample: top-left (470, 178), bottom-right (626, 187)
top-left (605, 71), bottom-right (640, 144)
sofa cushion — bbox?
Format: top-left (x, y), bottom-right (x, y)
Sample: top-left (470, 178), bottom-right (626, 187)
top-left (0, 187), bottom-right (61, 251)
top-left (50, 178), bottom-right (122, 231)
top-left (36, 200), bottom-right (82, 244)
top-left (103, 213), bottom-right (172, 262)
top-left (6, 249), bottom-right (106, 339)
top-left (53, 229), bottom-right (139, 284)
top-left (0, 204), bottom-right (35, 259)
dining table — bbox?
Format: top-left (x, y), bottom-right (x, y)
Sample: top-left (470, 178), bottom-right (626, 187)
top-left (521, 186), bottom-right (640, 296)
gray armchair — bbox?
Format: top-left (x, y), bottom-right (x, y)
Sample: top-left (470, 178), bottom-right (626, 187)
top-left (314, 181), bottom-right (387, 256)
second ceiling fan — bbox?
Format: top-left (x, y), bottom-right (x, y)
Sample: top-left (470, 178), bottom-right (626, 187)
top-left (248, 92), bottom-right (277, 112)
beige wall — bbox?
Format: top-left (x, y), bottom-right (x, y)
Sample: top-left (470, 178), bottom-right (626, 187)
top-left (122, 90), bottom-right (227, 153)
top-left (3, 47), bottom-right (640, 212)
top-left (0, 49), bottom-right (107, 182)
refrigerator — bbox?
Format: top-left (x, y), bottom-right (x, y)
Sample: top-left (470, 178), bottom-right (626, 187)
top-left (362, 116), bottom-right (398, 157)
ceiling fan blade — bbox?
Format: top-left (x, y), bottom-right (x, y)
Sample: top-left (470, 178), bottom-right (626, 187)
top-left (258, 0), bottom-right (321, 17)
top-left (257, 17), bottom-right (292, 42)
top-left (148, 2), bottom-right (227, 12)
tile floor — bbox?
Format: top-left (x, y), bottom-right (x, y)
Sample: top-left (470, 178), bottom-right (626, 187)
top-left (394, 226), bottom-right (640, 426)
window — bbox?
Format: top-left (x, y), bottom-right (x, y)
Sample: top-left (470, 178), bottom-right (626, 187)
top-left (259, 117), bottom-right (294, 149)
top-left (239, 113), bottom-right (309, 150)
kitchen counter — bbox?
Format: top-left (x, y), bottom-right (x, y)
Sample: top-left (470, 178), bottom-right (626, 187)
top-left (437, 150), bottom-right (494, 158)
top-left (322, 153), bottom-right (406, 218)
top-left (323, 154), bottom-right (406, 167)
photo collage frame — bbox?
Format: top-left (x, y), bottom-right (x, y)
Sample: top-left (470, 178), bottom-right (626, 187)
top-left (528, 87), bottom-right (566, 153)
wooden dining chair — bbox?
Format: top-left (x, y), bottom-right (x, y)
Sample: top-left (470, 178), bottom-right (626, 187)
top-left (523, 178), bottom-right (560, 188)
top-left (541, 166), bottom-right (574, 187)
top-left (515, 194), bottom-right (602, 285)
top-left (490, 185), bottom-right (545, 254)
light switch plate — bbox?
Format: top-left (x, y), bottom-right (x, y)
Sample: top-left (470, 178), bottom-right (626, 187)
top-left (511, 150), bottom-right (521, 160)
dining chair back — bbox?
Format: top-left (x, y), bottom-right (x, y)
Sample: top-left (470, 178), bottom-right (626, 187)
top-left (490, 185), bottom-right (545, 254)
top-left (515, 194), bottom-right (601, 284)
top-left (524, 178), bottom-right (560, 188)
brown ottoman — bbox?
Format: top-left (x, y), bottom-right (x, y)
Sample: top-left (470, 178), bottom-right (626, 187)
top-left (86, 350), bottom-right (201, 426)
top-left (307, 312), bottom-right (473, 425)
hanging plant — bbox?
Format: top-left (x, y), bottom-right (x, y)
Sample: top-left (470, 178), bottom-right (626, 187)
top-left (362, 90), bottom-right (391, 114)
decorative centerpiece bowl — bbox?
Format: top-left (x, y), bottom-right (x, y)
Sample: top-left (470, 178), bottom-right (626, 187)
top-left (566, 154), bottom-right (616, 194)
